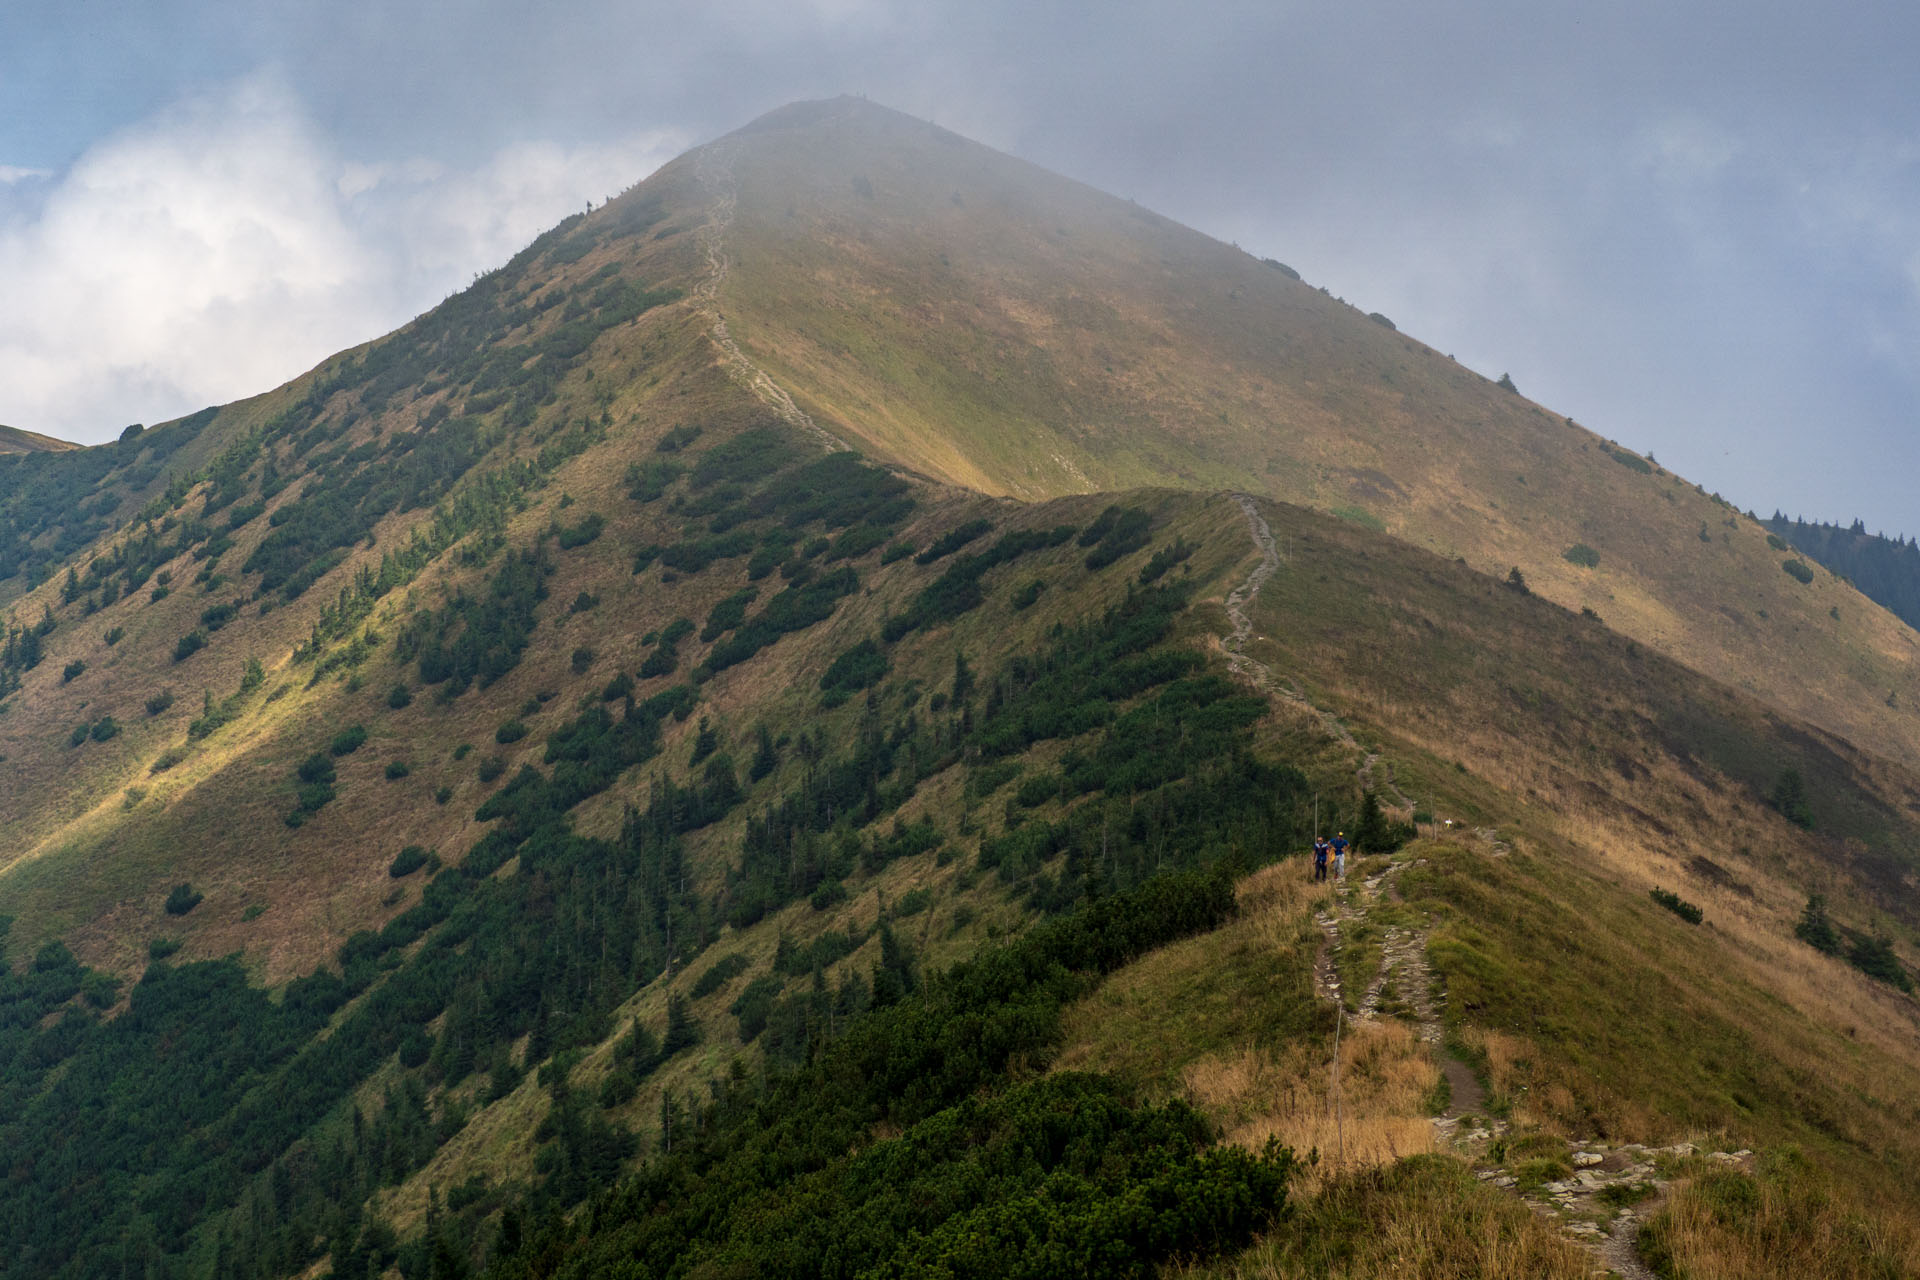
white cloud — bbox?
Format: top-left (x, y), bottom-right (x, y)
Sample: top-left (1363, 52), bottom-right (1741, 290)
top-left (0, 75), bottom-right (685, 441)
top-left (0, 165), bottom-right (50, 184)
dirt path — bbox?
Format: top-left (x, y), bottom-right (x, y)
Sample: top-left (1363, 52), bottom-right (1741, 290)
top-left (693, 141), bottom-right (847, 455)
top-left (1310, 844), bottom-right (1712, 1278)
top-left (1223, 494), bottom-right (1410, 811)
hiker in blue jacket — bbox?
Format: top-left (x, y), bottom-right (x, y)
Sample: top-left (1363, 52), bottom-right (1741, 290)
top-left (1312, 836), bottom-right (1330, 882)
top-left (1331, 831), bottom-right (1349, 879)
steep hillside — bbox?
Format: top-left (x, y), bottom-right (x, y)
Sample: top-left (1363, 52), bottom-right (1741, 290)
top-left (0, 98), bottom-right (1917, 1280)
top-left (1766, 512), bottom-right (1920, 631)
top-left (694, 98), bottom-right (1920, 777)
top-left (0, 423), bottom-right (76, 454)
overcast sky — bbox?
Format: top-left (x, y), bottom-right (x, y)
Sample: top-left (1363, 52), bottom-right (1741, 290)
top-left (2, 2), bottom-right (1916, 533)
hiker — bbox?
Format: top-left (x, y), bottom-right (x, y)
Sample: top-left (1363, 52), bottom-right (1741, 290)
top-left (1332, 831), bottom-right (1349, 879)
top-left (1312, 836), bottom-right (1329, 882)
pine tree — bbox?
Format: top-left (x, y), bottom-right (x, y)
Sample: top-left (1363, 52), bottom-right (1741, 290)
top-left (750, 724), bottom-right (778, 781)
top-left (662, 993), bottom-right (700, 1057)
top-left (1794, 895), bottom-right (1842, 954)
top-left (1772, 768), bottom-right (1812, 827)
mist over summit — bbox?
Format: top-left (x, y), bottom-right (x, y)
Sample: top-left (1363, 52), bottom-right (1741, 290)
top-left (0, 98), bottom-right (1915, 1279)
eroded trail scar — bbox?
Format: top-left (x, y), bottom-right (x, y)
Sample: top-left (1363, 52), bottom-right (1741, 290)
top-left (694, 141), bottom-right (847, 455)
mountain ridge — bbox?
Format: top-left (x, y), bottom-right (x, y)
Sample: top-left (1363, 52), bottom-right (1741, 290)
top-left (0, 422), bottom-right (78, 454)
top-left (682, 96), bottom-right (1920, 771)
top-left (0, 97), bottom-right (1914, 1279)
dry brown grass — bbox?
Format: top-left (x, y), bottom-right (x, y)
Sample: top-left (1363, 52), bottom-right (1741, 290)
top-left (1641, 1157), bottom-right (1920, 1280)
top-left (1186, 1020), bottom-right (1439, 1194)
top-left (1175, 1156), bottom-right (1592, 1280)
top-left (1056, 861), bottom-right (1437, 1192)
top-left (710, 100), bottom-right (1920, 791)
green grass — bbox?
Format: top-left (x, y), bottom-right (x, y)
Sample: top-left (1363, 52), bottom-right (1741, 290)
top-left (1056, 885), bottom-right (1327, 1095)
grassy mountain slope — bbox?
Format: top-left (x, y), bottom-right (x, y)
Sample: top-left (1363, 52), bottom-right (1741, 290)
top-left (0, 98), bottom-right (1916, 1280)
top-left (1766, 512), bottom-right (1920, 631)
top-left (0, 423), bottom-right (77, 454)
top-left (700, 98), bottom-right (1920, 776)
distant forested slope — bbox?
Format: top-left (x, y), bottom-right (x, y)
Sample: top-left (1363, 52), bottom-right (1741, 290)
top-left (1765, 513), bottom-right (1920, 630)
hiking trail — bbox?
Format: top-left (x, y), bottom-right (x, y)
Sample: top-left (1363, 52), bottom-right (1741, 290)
top-left (1223, 494), bottom-right (1411, 809)
top-left (694, 141), bottom-right (847, 455)
top-left (1305, 845), bottom-right (1755, 1279)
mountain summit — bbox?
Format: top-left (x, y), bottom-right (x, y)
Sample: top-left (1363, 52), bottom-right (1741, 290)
top-left (0, 99), bottom-right (1916, 1279)
top-left (634, 98), bottom-right (1920, 769)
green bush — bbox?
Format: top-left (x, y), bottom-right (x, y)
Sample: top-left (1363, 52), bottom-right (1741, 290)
top-left (163, 883), bottom-right (203, 916)
top-left (89, 716), bottom-right (120, 742)
top-left (1771, 768), bottom-right (1812, 827)
top-left (1848, 935), bottom-right (1913, 992)
top-left (916, 518), bottom-right (993, 565)
top-left (599, 1068), bottom-right (639, 1109)
top-left (388, 845), bottom-right (430, 878)
top-left (329, 724), bottom-right (368, 756)
top-left (1650, 887), bottom-right (1703, 924)
top-left (821, 638), bottom-right (889, 702)
top-left (61, 659), bottom-right (86, 683)
top-left (1082, 505), bottom-right (1153, 569)
top-left (691, 953), bottom-right (751, 999)
top-left (625, 458), bottom-right (682, 502)
top-left (68, 722), bottom-right (91, 747)
top-left (554, 512), bottom-right (605, 549)
top-left (387, 682), bottom-right (412, 709)
top-left (173, 630), bottom-right (207, 662)
top-left (701, 587), bottom-right (759, 642)
top-left (397, 1027), bottom-right (432, 1069)
top-left (1139, 538), bottom-right (1195, 584)
top-left (145, 689), bottom-right (175, 716)
top-left (147, 937), bottom-right (181, 960)
top-left (1014, 773), bottom-right (1060, 808)
top-left (1602, 444), bottom-right (1652, 474)
top-left (1794, 895), bottom-right (1842, 955)
top-left (1562, 543), bottom-right (1600, 569)
top-left (296, 751), bottom-right (336, 789)
top-left (477, 755), bottom-right (507, 783)
top-left (496, 719), bottom-right (528, 744)
top-left (384, 760), bottom-right (411, 780)
top-left (103, 627), bottom-right (124, 646)
top-left (1782, 558), bottom-right (1814, 584)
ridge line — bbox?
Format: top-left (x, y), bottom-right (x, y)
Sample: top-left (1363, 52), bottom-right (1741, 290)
top-left (694, 140), bottom-right (847, 455)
